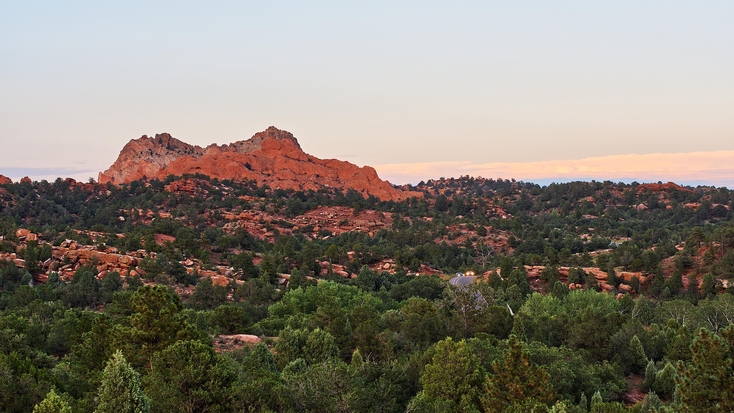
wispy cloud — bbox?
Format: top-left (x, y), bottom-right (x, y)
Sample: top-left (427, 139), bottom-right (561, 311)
top-left (374, 150), bottom-right (734, 188)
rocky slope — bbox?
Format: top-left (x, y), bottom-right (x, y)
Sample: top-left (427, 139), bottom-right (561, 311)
top-left (99, 127), bottom-right (421, 201)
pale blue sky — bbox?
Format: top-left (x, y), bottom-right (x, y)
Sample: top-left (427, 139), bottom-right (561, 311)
top-left (1, 2), bottom-right (732, 183)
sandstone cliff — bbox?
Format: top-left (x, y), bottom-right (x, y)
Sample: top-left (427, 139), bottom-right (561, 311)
top-left (99, 127), bottom-right (420, 201)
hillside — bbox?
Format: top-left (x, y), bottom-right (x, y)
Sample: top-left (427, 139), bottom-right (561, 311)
top-left (1, 174), bottom-right (734, 411)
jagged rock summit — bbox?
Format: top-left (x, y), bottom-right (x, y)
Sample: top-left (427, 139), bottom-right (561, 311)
top-left (99, 126), bottom-right (420, 201)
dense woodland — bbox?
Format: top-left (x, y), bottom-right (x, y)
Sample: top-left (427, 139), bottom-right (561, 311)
top-left (2, 175), bottom-right (734, 412)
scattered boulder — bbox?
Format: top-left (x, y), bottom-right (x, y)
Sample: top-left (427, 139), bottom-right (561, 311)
top-left (213, 334), bottom-right (262, 353)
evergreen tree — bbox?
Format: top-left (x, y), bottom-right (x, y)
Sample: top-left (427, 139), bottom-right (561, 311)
top-left (282, 358), bottom-right (354, 413)
top-left (242, 342), bottom-right (276, 373)
top-left (666, 325), bottom-right (693, 362)
top-left (350, 349), bottom-right (364, 368)
top-left (94, 350), bottom-right (150, 413)
top-left (700, 272), bottom-right (716, 298)
top-left (606, 265), bottom-right (619, 287)
top-left (304, 328), bottom-right (339, 365)
top-left (418, 337), bottom-right (482, 412)
top-left (231, 251), bottom-right (256, 280)
top-left (653, 362), bottom-right (677, 400)
top-left (641, 360), bottom-right (656, 392)
top-left (33, 389), bottom-right (72, 413)
top-left (145, 340), bottom-right (236, 413)
top-left (188, 277), bottom-right (228, 310)
top-left (482, 335), bottom-right (554, 412)
top-left (648, 266), bottom-right (664, 298)
top-left (567, 267), bottom-right (586, 286)
top-left (685, 273), bottom-right (698, 304)
top-left (666, 270), bottom-right (683, 296)
top-left (639, 392), bottom-right (663, 413)
top-left (628, 335), bottom-right (647, 374)
top-left (120, 284), bottom-right (199, 368)
top-left (578, 393), bottom-right (588, 413)
top-left (676, 327), bottom-right (734, 412)
top-left (508, 267), bottom-right (532, 298)
top-left (552, 281), bottom-right (569, 299)
top-left (590, 391), bottom-right (603, 409)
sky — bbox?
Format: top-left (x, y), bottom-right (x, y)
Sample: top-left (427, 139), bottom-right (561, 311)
top-left (1, 2), bottom-right (732, 186)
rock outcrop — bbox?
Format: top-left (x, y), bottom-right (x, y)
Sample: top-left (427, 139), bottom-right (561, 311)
top-left (99, 127), bottom-right (420, 201)
top-left (637, 182), bottom-right (692, 193)
top-left (0, 175), bottom-right (11, 185)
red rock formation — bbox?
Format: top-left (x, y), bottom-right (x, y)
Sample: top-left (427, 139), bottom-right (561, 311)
top-left (100, 127), bottom-right (422, 202)
top-left (637, 182), bottom-right (692, 193)
top-left (0, 175), bottom-right (11, 185)
top-left (164, 178), bottom-right (208, 195)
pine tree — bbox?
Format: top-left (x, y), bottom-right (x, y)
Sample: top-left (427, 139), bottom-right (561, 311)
top-left (640, 392), bottom-right (662, 413)
top-left (350, 349), bottom-right (364, 368)
top-left (590, 391), bottom-right (603, 409)
top-left (648, 266), bottom-right (664, 298)
top-left (145, 340), bottom-right (237, 413)
top-left (482, 335), bottom-right (554, 412)
top-left (700, 272), bottom-right (716, 298)
top-left (304, 328), bottom-right (339, 365)
top-left (420, 337), bottom-right (482, 411)
top-left (33, 389), bottom-right (72, 413)
top-left (666, 270), bottom-right (683, 296)
top-left (578, 393), bottom-right (588, 412)
top-left (94, 350), bottom-right (150, 413)
top-left (641, 360), bottom-right (656, 392)
top-left (607, 265), bottom-right (619, 287)
top-left (549, 401), bottom-right (570, 412)
top-left (685, 273), bottom-right (698, 304)
top-left (653, 362), bottom-right (677, 400)
top-left (667, 325), bottom-right (693, 362)
top-left (676, 327), bottom-right (734, 412)
top-left (629, 335), bottom-right (648, 374)
top-left (241, 342), bottom-right (276, 373)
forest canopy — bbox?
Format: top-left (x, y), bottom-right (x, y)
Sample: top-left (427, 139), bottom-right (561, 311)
top-left (1, 175), bottom-right (734, 412)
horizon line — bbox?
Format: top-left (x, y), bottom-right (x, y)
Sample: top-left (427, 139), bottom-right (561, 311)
top-left (374, 149), bottom-right (734, 189)
top-left (2, 149), bottom-right (734, 189)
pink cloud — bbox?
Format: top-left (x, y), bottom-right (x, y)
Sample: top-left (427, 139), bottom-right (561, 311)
top-left (374, 150), bottom-right (734, 187)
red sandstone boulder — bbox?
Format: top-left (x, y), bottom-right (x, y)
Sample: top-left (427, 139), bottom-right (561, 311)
top-left (228, 334), bottom-right (261, 344)
top-left (637, 182), bottom-right (693, 193)
top-left (0, 175), bottom-right (11, 185)
top-left (153, 234), bottom-right (175, 245)
top-left (618, 271), bottom-right (647, 285)
top-left (599, 282), bottom-right (614, 292)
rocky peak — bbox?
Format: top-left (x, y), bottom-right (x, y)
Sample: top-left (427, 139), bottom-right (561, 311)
top-left (214, 126), bottom-right (302, 154)
top-left (126, 133), bottom-right (204, 161)
top-left (98, 127), bottom-right (422, 201)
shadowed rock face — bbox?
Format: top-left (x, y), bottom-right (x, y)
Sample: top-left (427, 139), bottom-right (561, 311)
top-left (99, 126), bottom-right (421, 201)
